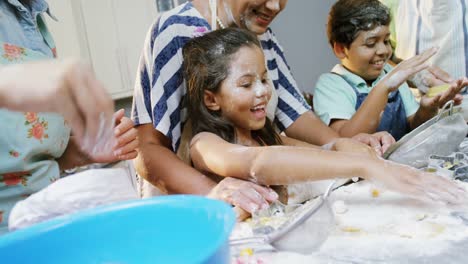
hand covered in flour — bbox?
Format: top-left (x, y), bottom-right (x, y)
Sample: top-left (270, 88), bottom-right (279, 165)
top-left (208, 177), bottom-right (278, 221)
top-left (351, 131), bottom-right (395, 156)
top-left (88, 109), bottom-right (138, 163)
top-left (379, 47), bottom-right (437, 93)
top-left (327, 137), bottom-right (379, 159)
top-left (410, 65), bottom-right (454, 93)
top-left (419, 77), bottom-right (467, 110)
top-left (366, 159), bottom-right (468, 205)
top-left (0, 59), bottom-right (114, 152)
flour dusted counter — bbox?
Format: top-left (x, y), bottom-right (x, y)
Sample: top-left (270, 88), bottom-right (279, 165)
top-left (230, 179), bottom-right (468, 264)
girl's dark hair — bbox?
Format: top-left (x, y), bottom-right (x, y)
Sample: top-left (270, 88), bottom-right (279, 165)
top-left (183, 28), bottom-right (282, 146)
top-left (327, 0), bottom-right (391, 48)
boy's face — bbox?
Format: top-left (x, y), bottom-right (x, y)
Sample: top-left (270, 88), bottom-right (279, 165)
top-left (216, 46), bottom-right (272, 133)
top-left (340, 25), bottom-right (392, 81)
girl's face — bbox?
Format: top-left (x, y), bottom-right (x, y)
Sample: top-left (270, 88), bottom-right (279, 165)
top-left (223, 0), bottom-right (288, 34)
top-left (341, 25), bottom-right (392, 82)
top-left (215, 46), bottom-right (271, 136)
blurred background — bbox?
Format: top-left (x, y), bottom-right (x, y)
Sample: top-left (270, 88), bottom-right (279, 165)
top-left (46, 0), bottom-right (338, 111)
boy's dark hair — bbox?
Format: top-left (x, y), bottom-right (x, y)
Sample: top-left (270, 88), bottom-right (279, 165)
top-left (182, 27), bottom-right (282, 146)
top-left (327, 0), bottom-right (391, 48)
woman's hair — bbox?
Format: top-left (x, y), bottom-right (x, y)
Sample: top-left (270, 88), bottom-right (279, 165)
top-left (327, 0), bottom-right (391, 48)
top-left (183, 27), bottom-right (282, 146)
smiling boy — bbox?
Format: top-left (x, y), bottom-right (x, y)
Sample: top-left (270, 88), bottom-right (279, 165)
top-left (313, 0), bottom-right (465, 141)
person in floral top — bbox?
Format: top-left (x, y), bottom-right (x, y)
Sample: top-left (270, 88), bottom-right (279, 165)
top-left (0, 0), bottom-right (138, 234)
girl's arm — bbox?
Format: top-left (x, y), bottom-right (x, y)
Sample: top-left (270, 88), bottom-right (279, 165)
top-left (190, 132), bottom-right (466, 204)
top-left (330, 48), bottom-right (437, 137)
top-left (191, 132), bottom-right (365, 185)
top-left (134, 124), bottom-right (277, 219)
top-left (281, 135), bottom-right (377, 157)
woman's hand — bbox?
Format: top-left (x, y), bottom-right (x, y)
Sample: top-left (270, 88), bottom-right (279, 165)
top-left (0, 59), bottom-right (115, 150)
top-left (410, 66), bottom-right (454, 93)
top-left (351, 132), bottom-right (395, 156)
top-left (379, 47), bottom-right (437, 93)
top-left (88, 109), bottom-right (138, 163)
top-left (328, 138), bottom-right (378, 159)
top-left (365, 159), bottom-right (467, 205)
top-left (207, 177), bottom-right (278, 221)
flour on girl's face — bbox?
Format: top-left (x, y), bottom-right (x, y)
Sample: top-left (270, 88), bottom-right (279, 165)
top-left (215, 45), bottom-right (272, 140)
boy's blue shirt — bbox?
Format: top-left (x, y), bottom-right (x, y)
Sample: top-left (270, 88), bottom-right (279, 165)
top-left (313, 63), bottom-right (420, 126)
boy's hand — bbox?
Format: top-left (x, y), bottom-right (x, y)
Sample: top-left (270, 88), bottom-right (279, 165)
top-left (420, 78), bottom-right (468, 110)
top-left (380, 47), bottom-right (437, 93)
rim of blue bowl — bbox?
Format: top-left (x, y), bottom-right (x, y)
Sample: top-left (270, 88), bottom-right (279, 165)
top-left (0, 195), bottom-right (236, 262)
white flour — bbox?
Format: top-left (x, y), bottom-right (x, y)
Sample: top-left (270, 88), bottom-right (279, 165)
top-left (317, 180), bottom-right (468, 261)
top-left (231, 180), bottom-right (468, 263)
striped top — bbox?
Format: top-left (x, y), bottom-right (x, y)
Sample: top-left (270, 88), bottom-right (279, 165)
top-left (394, 0), bottom-right (468, 79)
top-left (131, 2), bottom-right (310, 151)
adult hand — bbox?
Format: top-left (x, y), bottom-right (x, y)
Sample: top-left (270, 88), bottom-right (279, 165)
top-left (351, 132), bottom-right (395, 156)
top-left (366, 159), bottom-right (468, 205)
top-left (419, 77), bottom-right (468, 109)
top-left (207, 177), bottom-right (278, 221)
top-left (328, 138), bottom-right (378, 159)
top-left (0, 59), bottom-right (114, 151)
top-left (89, 109), bottom-right (138, 163)
top-left (410, 66), bottom-right (454, 93)
top-left (380, 47), bottom-right (437, 92)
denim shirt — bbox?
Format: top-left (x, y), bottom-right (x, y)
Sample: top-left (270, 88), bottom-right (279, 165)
top-left (0, 0), bottom-right (69, 235)
top-left (0, 0), bottom-right (56, 57)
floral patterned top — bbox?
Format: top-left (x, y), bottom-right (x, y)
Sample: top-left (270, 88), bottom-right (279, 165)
top-left (0, 0), bottom-right (70, 234)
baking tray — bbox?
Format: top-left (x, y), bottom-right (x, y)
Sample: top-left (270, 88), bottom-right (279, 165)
top-left (383, 105), bottom-right (463, 159)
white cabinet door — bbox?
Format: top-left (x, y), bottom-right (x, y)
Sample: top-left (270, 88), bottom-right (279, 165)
top-left (47, 0), bottom-right (158, 99)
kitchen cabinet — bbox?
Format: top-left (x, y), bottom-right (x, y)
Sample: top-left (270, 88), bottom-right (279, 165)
top-left (46, 0), bottom-right (159, 99)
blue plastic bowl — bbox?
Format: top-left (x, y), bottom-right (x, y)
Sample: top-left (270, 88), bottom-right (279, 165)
top-left (0, 195), bottom-right (235, 264)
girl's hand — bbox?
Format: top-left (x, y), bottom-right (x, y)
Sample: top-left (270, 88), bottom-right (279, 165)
top-left (366, 159), bottom-right (468, 205)
top-left (420, 78), bottom-right (468, 110)
top-left (380, 47), bottom-right (437, 93)
top-left (207, 177), bottom-right (278, 221)
top-left (89, 109), bottom-right (138, 163)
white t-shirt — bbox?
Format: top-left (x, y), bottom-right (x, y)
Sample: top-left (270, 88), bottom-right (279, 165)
top-left (395, 0), bottom-right (468, 79)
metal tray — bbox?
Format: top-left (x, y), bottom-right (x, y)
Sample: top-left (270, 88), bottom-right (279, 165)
top-left (383, 105), bottom-right (462, 159)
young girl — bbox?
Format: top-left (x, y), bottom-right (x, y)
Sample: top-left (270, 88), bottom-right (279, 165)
top-left (182, 28), bottom-right (466, 213)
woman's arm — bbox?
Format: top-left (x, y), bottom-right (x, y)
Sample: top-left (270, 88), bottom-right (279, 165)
top-left (134, 124), bottom-right (278, 218)
top-left (190, 132), bottom-right (466, 204)
top-left (0, 59), bottom-right (115, 149)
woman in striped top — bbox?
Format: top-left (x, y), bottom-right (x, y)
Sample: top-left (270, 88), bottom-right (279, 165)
top-left (131, 0), bottom-right (397, 218)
